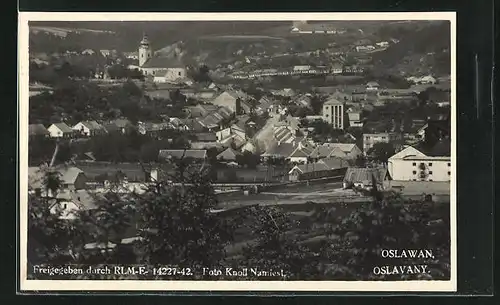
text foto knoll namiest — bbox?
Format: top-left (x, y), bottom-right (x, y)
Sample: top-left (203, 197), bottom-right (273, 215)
top-left (203, 267), bottom-right (286, 278)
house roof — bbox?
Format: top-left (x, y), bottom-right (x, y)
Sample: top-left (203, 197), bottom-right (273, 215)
top-left (324, 97), bottom-right (343, 106)
top-left (56, 190), bottom-right (99, 210)
top-left (75, 162), bottom-right (153, 182)
top-left (158, 149), bottom-right (207, 160)
top-left (274, 126), bottom-right (296, 143)
top-left (257, 96), bottom-right (276, 110)
top-left (51, 122), bottom-right (73, 133)
top-left (28, 166), bottom-right (84, 190)
top-left (289, 145), bottom-right (314, 158)
top-left (343, 167), bottom-right (389, 185)
top-left (103, 123), bottom-right (120, 133)
top-left (111, 119), bottom-right (132, 128)
top-left (240, 100), bottom-right (253, 112)
top-left (217, 147), bottom-right (241, 161)
top-left (311, 143), bottom-right (357, 158)
top-left (366, 81), bottom-right (380, 87)
top-left (234, 115), bottom-right (251, 130)
top-left (79, 121), bottom-right (106, 131)
top-left (141, 122), bottom-right (170, 132)
top-left (141, 56), bottom-right (185, 69)
top-left (220, 134), bottom-right (246, 149)
top-left (195, 132), bottom-right (217, 142)
top-left (29, 124), bottom-right (49, 136)
top-left (403, 119), bottom-right (427, 133)
top-left (191, 142), bottom-right (224, 150)
top-left (262, 143), bottom-right (296, 158)
top-left (291, 157), bottom-right (348, 174)
top-left (291, 95), bottom-right (312, 107)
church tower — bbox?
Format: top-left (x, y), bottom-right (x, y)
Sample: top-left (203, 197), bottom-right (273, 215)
top-left (139, 33), bottom-right (152, 67)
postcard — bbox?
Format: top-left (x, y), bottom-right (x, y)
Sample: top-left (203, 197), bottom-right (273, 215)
top-left (19, 11), bottom-right (456, 292)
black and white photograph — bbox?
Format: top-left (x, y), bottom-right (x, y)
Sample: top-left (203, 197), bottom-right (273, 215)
top-left (19, 12), bottom-right (456, 292)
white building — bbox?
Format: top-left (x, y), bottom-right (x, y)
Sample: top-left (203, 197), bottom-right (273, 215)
top-left (366, 81), bottom-right (380, 91)
top-left (347, 108), bottom-right (363, 128)
top-left (388, 146), bottom-right (451, 182)
top-left (375, 41), bottom-right (389, 48)
top-left (47, 122), bottom-right (74, 138)
top-left (72, 121), bottom-right (107, 137)
top-left (363, 132), bottom-right (402, 154)
top-left (135, 34), bottom-right (187, 82)
top-left (322, 98), bottom-right (345, 129)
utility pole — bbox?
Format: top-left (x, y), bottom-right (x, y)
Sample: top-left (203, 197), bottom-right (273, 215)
top-left (49, 139), bottom-right (60, 168)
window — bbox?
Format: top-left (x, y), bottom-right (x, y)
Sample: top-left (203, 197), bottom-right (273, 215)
top-left (428, 163), bottom-right (433, 166)
top-left (178, 72), bottom-right (182, 76)
top-left (366, 136), bottom-right (371, 139)
top-left (429, 179), bottom-right (433, 181)
top-left (448, 163), bottom-right (451, 166)
top-left (429, 171), bottom-right (433, 175)
top-left (412, 171), bottom-right (417, 174)
top-left (63, 204), bottom-right (67, 210)
top-left (382, 136), bottom-right (387, 140)
top-left (420, 163), bottom-right (424, 167)
top-left (448, 171), bottom-right (451, 175)
top-left (412, 179), bottom-right (417, 181)
top-left (412, 162), bottom-right (416, 166)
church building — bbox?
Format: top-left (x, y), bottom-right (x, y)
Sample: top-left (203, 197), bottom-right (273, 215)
top-left (136, 34), bottom-right (187, 83)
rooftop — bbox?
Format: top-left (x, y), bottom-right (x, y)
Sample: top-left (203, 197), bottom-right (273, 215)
top-left (50, 122), bottom-right (73, 133)
top-left (158, 149), bottom-right (207, 160)
top-left (141, 56), bottom-right (185, 69)
top-left (343, 167), bottom-right (389, 185)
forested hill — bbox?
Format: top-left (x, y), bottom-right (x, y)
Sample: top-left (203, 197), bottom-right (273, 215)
top-left (29, 21), bottom-right (289, 54)
top-left (372, 21), bottom-right (451, 76)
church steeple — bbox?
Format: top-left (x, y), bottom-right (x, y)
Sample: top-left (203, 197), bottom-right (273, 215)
top-left (139, 32), bottom-right (152, 67)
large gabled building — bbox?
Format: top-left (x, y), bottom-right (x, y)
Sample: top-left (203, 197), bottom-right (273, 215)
top-left (134, 34), bottom-right (187, 83)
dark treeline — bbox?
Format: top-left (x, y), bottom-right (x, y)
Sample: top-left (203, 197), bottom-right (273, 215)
top-left (29, 80), bottom-right (187, 126)
top-left (29, 130), bottom-right (192, 166)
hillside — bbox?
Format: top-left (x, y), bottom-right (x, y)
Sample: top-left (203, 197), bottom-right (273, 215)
top-left (29, 21), bottom-right (290, 53)
top-left (371, 21), bottom-right (451, 76)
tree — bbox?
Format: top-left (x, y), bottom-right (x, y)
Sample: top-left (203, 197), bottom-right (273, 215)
top-left (235, 151), bottom-right (261, 169)
top-left (239, 206), bottom-right (319, 280)
top-left (318, 185), bottom-right (450, 280)
top-left (27, 169), bottom-right (83, 269)
top-left (133, 162), bottom-right (233, 276)
top-left (311, 95), bottom-right (323, 114)
top-left (77, 190), bottom-right (136, 263)
top-left (367, 142), bottom-right (396, 164)
top-left (353, 154), bottom-right (367, 167)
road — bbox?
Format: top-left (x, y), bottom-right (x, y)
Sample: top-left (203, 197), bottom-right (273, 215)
top-left (253, 115), bottom-right (279, 152)
top-left (215, 181), bottom-right (367, 209)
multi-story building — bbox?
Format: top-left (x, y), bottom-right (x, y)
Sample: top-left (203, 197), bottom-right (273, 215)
top-left (387, 145), bottom-right (451, 182)
top-left (363, 132), bottom-right (402, 154)
top-left (322, 98), bottom-right (345, 130)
